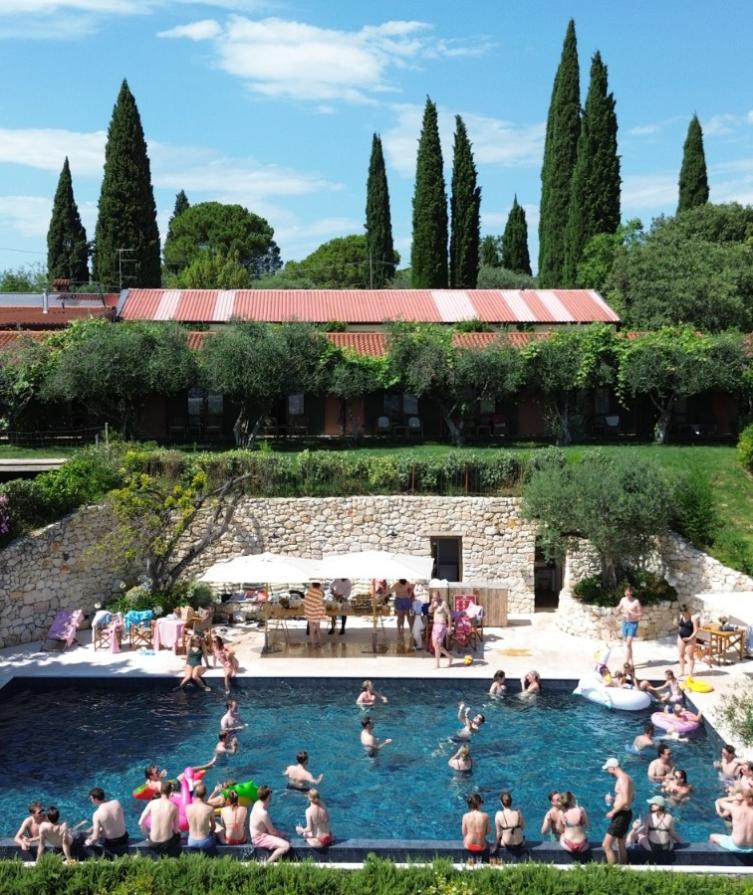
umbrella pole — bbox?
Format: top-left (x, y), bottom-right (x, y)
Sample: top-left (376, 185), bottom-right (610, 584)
top-left (371, 580), bottom-right (378, 656)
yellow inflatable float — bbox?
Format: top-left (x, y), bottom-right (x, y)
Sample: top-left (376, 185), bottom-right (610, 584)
top-left (684, 677), bottom-right (713, 693)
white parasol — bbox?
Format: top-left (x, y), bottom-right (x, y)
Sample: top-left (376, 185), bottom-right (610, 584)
top-left (317, 549), bottom-right (434, 582)
top-left (198, 552), bottom-right (321, 584)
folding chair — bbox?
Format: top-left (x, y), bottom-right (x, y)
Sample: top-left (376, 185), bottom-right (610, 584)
top-left (43, 609), bottom-right (84, 651)
top-left (452, 595), bottom-right (484, 651)
top-left (131, 619), bottom-right (155, 650)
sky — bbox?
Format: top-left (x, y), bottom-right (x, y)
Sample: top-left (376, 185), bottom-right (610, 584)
top-left (0, 0), bottom-right (753, 286)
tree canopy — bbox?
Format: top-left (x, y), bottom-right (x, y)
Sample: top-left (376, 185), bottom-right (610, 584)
top-left (47, 157), bottom-right (89, 286)
top-left (678, 115), bottom-right (709, 213)
top-left (93, 80), bottom-right (161, 288)
top-left (365, 134), bottom-right (396, 287)
top-left (283, 235), bottom-right (375, 288)
top-left (501, 197), bottom-right (532, 275)
top-left (523, 451), bottom-right (674, 588)
top-left (411, 97), bottom-right (448, 288)
top-left (163, 201), bottom-right (281, 280)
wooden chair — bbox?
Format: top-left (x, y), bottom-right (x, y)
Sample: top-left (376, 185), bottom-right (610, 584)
top-left (93, 614), bottom-right (122, 651)
top-left (181, 606), bottom-right (215, 652)
top-left (130, 619), bottom-right (156, 650)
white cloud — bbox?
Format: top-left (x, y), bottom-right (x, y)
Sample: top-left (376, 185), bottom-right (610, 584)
top-left (0, 128), bottom-right (106, 176)
top-left (158, 15), bottom-right (486, 103)
top-left (628, 123), bottom-right (662, 136)
top-left (703, 113), bottom-right (740, 137)
top-left (0, 196), bottom-right (52, 237)
top-left (621, 173), bottom-right (677, 210)
top-left (158, 18), bottom-right (221, 40)
top-left (383, 104), bottom-right (544, 178)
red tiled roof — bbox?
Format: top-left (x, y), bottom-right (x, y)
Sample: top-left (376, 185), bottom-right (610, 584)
top-left (119, 288), bottom-right (620, 325)
top-left (0, 330), bottom-right (50, 349)
top-left (0, 306), bottom-right (114, 327)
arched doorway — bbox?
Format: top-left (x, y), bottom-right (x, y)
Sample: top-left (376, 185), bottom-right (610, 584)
top-left (534, 540), bottom-right (562, 611)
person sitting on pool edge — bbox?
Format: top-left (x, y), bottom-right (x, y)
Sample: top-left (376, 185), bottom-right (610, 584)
top-left (138, 781), bottom-right (181, 857)
top-left (360, 716), bottom-right (392, 756)
top-left (84, 787), bottom-right (128, 856)
top-left (284, 750), bottom-right (324, 790)
top-left (495, 790), bottom-right (525, 853)
top-left (628, 795), bottom-right (682, 853)
top-left (185, 782), bottom-right (217, 854)
top-left (296, 789), bottom-right (333, 848)
top-left (250, 785), bottom-right (290, 864)
top-left (711, 790), bottom-right (753, 853)
top-left (37, 806), bottom-right (76, 864)
top-left (14, 801), bottom-right (45, 853)
top-left (461, 793), bottom-right (490, 859)
top-left (555, 791), bottom-right (589, 855)
top-left (457, 702), bottom-right (485, 738)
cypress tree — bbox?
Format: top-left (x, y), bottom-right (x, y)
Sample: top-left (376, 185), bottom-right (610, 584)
top-left (677, 114), bottom-right (709, 213)
top-left (563, 51), bottom-right (620, 285)
top-left (501, 196), bottom-right (532, 275)
top-left (364, 135), bottom-right (395, 287)
top-left (163, 190), bottom-right (191, 274)
top-left (449, 115), bottom-right (481, 288)
top-left (47, 157), bottom-right (89, 285)
top-left (411, 97), bottom-right (448, 288)
top-left (93, 79), bottom-right (161, 289)
top-left (538, 19), bottom-right (581, 287)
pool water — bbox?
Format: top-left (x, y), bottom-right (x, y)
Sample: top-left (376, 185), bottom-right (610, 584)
top-left (0, 677), bottom-right (725, 842)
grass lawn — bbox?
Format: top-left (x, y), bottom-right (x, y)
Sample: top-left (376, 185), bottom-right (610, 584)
top-left (0, 444), bottom-right (80, 459)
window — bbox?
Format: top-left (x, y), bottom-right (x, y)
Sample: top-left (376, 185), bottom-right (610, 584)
top-left (430, 537), bottom-right (463, 582)
top-left (288, 393), bottom-right (304, 416)
top-left (187, 388), bottom-right (224, 439)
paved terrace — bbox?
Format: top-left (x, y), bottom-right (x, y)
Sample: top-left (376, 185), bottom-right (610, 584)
top-left (1, 611), bottom-right (752, 867)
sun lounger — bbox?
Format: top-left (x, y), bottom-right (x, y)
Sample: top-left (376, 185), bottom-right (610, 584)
top-left (43, 608), bottom-right (84, 651)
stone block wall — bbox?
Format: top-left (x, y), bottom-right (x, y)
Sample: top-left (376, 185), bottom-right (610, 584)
top-left (0, 506), bottom-right (128, 648)
top-left (555, 534), bottom-right (753, 640)
top-left (182, 495), bottom-right (538, 613)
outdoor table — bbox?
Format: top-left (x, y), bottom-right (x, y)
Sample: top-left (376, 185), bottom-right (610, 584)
top-left (262, 603), bottom-right (388, 651)
top-left (699, 624), bottom-right (745, 665)
top-left (153, 618), bottom-right (186, 653)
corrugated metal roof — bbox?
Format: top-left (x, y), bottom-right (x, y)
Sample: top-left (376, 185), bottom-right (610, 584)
top-left (119, 289), bottom-right (619, 325)
top-left (0, 306), bottom-right (114, 327)
top-left (0, 292), bottom-right (118, 308)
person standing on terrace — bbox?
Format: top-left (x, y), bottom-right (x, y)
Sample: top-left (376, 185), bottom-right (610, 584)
top-left (304, 581), bottom-right (326, 648)
top-left (615, 586), bottom-right (642, 668)
top-left (329, 578), bottom-right (351, 636)
top-left (392, 578), bottom-right (415, 635)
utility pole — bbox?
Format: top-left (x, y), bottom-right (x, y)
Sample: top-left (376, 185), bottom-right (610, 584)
top-left (117, 247), bottom-right (136, 291)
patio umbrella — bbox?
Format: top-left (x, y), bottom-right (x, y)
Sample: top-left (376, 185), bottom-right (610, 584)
top-left (317, 550), bottom-right (434, 582)
top-left (198, 552), bottom-right (321, 584)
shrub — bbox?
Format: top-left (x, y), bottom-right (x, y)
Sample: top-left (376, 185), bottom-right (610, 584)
top-left (672, 468), bottom-right (719, 547)
top-left (574, 570), bottom-right (677, 608)
top-left (717, 684), bottom-right (753, 748)
top-left (714, 528), bottom-right (753, 577)
top-left (738, 422), bottom-right (753, 473)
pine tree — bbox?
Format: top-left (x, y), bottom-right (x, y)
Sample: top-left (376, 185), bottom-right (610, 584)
top-left (538, 19), bottom-right (581, 287)
top-left (501, 196), bottom-right (532, 275)
top-left (47, 157), bottom-right (89, 285)
top-left (411, 97), bottom-right (448, 288)
top-left (449, 116), bottom-right (481, 288)
top-left (364, 135), bottom-right (395, 287)
top-left (677, 115), bottom-right (709, 213)
top-left (563, 51), bottom-right (620, 285)
top-left (93, 80), bottom-right (161, 288)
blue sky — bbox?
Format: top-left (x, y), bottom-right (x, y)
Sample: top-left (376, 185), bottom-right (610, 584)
top-left (0, 0), bottom-right (752, 285)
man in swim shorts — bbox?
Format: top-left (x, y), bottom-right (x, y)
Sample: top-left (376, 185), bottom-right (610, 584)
top-left (461, 793), bottom-right (490, 858)
top-left (85, 787), bottom-right (128, 856)
top-left (602, 757), bottom-right (634, 865)
top-left (284, 751), bottom-right (324, 790)
top-left (250, 785), bottom-right (290, 863)
top-left (392, 578), bottom-right (415, 635)
top-left (186, 782), bottom-right (217, 854)
top-left (138, 781), bottom-right (181, 857)
top-left (615, 587), bottom-right (642, 667)
top-left (37, 806), bottom-right (75, 863)
top-left (14, 801), bottom-right (45, 853)
top-left (711, 791), bottom-right (753, 852)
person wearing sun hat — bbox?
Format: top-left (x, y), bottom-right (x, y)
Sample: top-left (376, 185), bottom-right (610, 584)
top-left (627, 794), bottom-right (681, 853)
top-left (601, 757), bottom-right (634, 864)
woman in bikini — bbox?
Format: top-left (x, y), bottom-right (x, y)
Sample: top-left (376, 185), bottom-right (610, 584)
top-left (461, 793), bottom-right (489, 856)
top-left (430, 592), bottom-right (453, 669)
top-left (219, 790), bottom-right (248, 845)
top-left (556, 791), bottom-right (589, 854)
top-left (212, 635), bottom-right (239, 694)
top-left (628, 795), bottom-right (681, 853)
top-left (296, 789), bottom-right (333, 848)
top-left (179, 635), bottom-right (211, 691)
top-left (495, 791), bottom-right (525, 851)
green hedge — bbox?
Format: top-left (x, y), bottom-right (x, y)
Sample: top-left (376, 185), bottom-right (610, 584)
top-left (738, 422), bottom-right (753, 474)
top-left (0, 857), bottom-right (748, 895)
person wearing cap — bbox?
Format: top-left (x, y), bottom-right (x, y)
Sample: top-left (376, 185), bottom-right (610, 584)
top-left (627, 795), bottom-right (681, 853)
top-left (602, 757), bottom-right (634, 864)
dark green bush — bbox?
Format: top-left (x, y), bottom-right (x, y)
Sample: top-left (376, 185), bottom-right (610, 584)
top-left (574, 570), bottom-right (677, 607)
top-left (672, 467), bottom-right (719, 547)
top-left (1, 856), bottom-right (751, 895)
top-left (737, 422), bottom-right (753, 473)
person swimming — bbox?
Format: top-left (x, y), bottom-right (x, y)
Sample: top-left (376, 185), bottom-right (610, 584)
top-left (449, 744), bottom-right (473, 773)
top-left (489, 671), bottom-right (506, 697)
top-left (457, 702), bottom-right (485, 738)
top-left (284, 751), bottom-right (324, 790)
top-left (360, 717), bottom-right (392, 756)
top-left (356, 680), bottom-right (388, 707)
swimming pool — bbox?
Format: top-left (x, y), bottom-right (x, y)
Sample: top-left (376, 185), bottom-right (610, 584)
top-left (0, 677), bottom-right (725, 843)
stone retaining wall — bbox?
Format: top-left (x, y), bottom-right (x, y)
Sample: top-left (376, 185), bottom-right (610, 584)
top-left (555, 535), bottom-right (753, 639)
top-left (183, 495), bottom-right (538, 613)
top-left (0, 505), bottom-right (128, 648)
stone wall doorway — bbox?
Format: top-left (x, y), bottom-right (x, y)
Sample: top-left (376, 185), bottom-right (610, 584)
top-left (534, 541), bottom-right (562, 610)
top-left (430, 537), bottom-right (462, 582)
